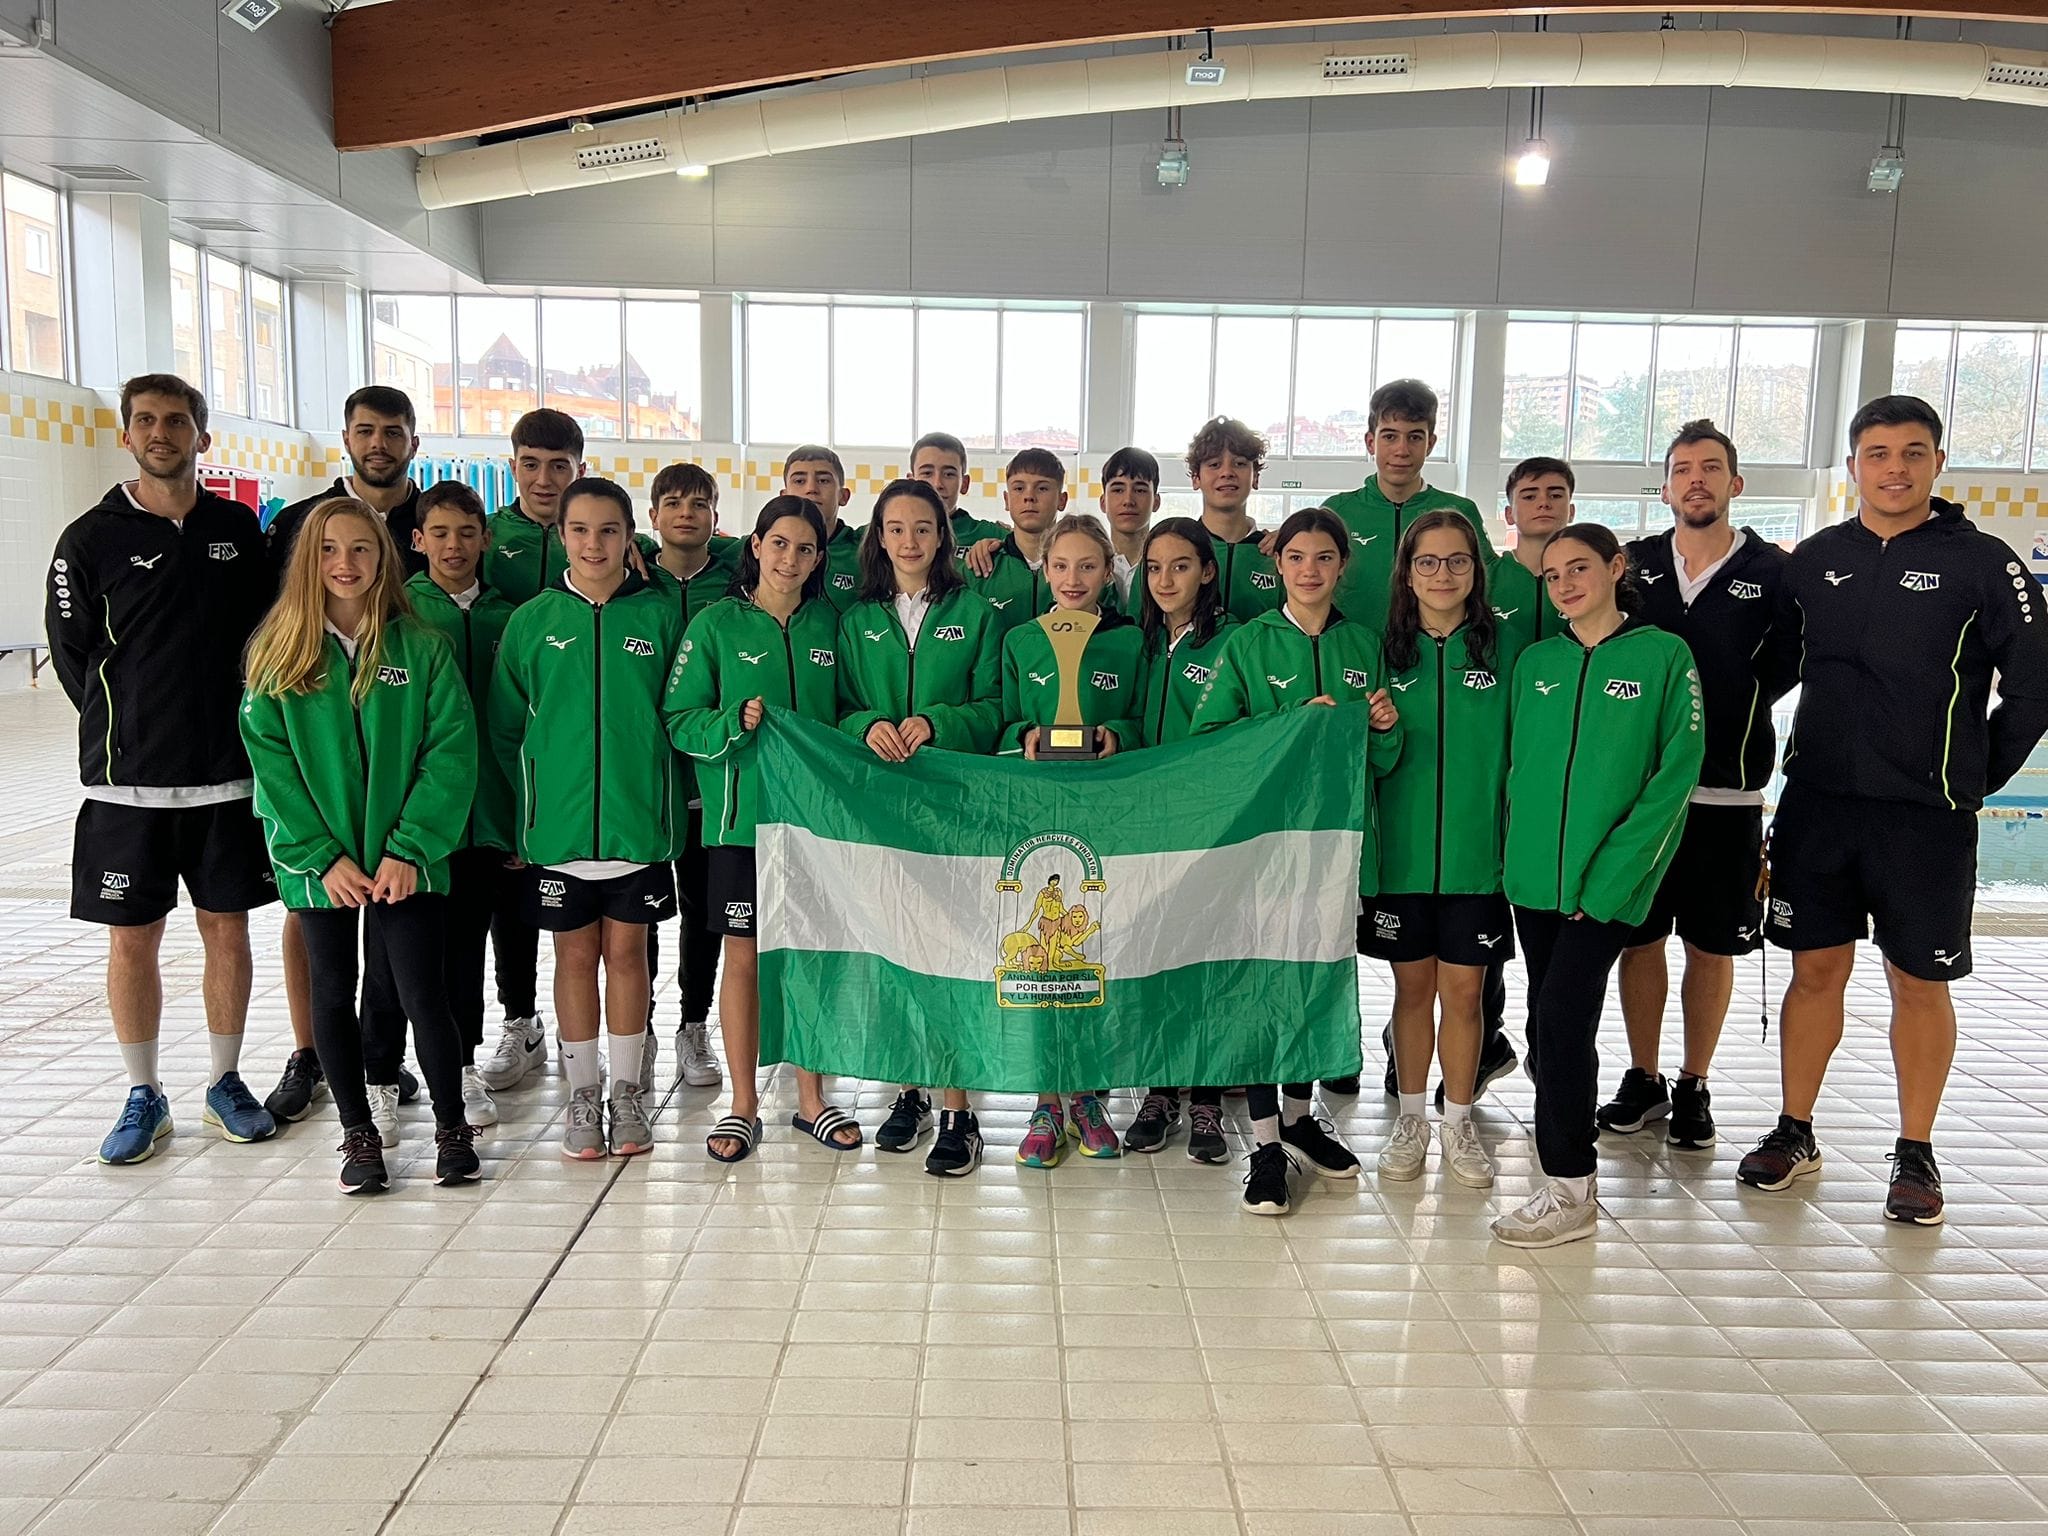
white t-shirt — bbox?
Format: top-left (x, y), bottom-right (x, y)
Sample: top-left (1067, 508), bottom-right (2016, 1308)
top-left (1669, 528), bottom-right (1764, 808)
top-left (894, 589), bottom-right (931, 649)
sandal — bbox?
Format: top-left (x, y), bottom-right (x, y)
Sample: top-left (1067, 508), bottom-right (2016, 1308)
top-left (791, 1104), bottom-right (863, 1151)
top-left (706, 1114), bottom-right (762, 1164)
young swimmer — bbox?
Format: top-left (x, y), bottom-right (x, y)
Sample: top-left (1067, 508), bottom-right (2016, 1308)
top-left (1190, 507), bottom-right (1402, 1216)
top-left (999, 513), bottom-right (1144, 1167)
top-left (241, 498), bottom-right (480, 1194)
top-left (838, 478), bottom-right (1004, 1176)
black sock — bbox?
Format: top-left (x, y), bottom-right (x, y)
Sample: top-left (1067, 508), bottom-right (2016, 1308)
top-left (1678, 1072), bottom-right (1705, 1086)
top-left (1895, 1136), bottom-right (1934, 1157)
top-left (1781, 1112), bottom-right (1813, 1139)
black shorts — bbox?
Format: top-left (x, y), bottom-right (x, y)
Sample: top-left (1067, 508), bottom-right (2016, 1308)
top-left (1623, 801), bottom-right (1765, 955)
top-left (524, 862), bottom-right (677, 932)
top-left (70, 798), bottom-right (276, 926)
top-left (1765, 782), bottom-right (1977, 982)
top-left (1359, 892), bottom-right (1515, 968)
top-left (705, 845), bottom-right (757, 938)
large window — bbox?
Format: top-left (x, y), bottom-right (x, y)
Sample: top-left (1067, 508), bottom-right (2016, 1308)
top-left (457, 296), bottom-right (537, 438)
top-left (624, 300), bottom-right (700, 439)
top-left (204, 253), bottom-right (248, 417)
top-left (169, 241), bottom-right (204, 386)
top-left (161, 246), bottom-right (292, 424)
top-left (1893, 323), bottom-right (2048, 470)
top-left (248, 271), bottom-right (288, 425)
top-left (1572, 496), bottom-right (1806, 545)
top-left (744, 297), bottom-right (1085, 450)
top-left (2, 173), bottom-right (67, 380)
top-left (541, 296), bottom-right (623, 441)
top-left (372, 295), bottom-right (454, 434)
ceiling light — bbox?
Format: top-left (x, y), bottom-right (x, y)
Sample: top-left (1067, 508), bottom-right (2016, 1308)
top-left (1868, 149), bottom-right (1905, 193)
top-left (1514, 139), bottom-right (1551, 187)
top-left (675, 163), bottom-right (711, 179)
top-left (221, 0), bottom-right (282, 31)
top-left (1156, 140), bottom-right (1190, 188)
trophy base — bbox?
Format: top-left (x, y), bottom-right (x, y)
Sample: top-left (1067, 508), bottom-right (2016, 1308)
top-left (1037, 725), bottom-right (1104, 761)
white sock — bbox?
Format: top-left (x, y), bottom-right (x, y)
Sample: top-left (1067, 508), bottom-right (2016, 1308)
top-left (609, 1029), bottom-right (646, 1090)
top-left (560, 1036), bottom-right (602, 1094)
top-left (1398, 1091), bottom-right (1426, 1120)
top-left (1442, 1099), bottom-right (1472, 1127)
top-left (207, 1030), bottom-right (243, 1082)
top-left (1252, 1115), bottom-right (1281, 1146)
top-left (1281, 1094), bottom-right (1311, 1126)
top-left (120, 1039), bottom-right (159, 1092)
top-left (1554, 1174), bottom-right (1592, 1202)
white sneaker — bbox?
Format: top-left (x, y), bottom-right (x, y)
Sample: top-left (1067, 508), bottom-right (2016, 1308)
top-left (461, 1065), bottom-right (497, 1128)
top-left (1376, 1113), bottom-right (1430, 1181)
top-left (1491, 1176), bottom-right (1598, 1248)
top-left (370, 1083), bottom-right (400, 1150)
top-left (477, 1016), bottom-right (546, 1091)
top-left (639, 1029), bottom-right (660, 1092)
top-left (1440, 1115), bottom-right (1495, 1188)
top-left (679, 1021), bottom-right (722, 1087)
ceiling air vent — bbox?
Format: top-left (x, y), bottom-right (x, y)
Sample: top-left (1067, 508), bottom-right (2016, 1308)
top-left (575, 137), bottom-right (667, 172)
top-left (1986, 60), bottom-right (2048, 91)
top-left (183, 216), bottom-right (259, 233)
top-left (1323, 52), bottom-right (1412, 80)
top-left (51, 163), bottom-right (146, 184)
top-left (289, 263), bottom-right (357, 280)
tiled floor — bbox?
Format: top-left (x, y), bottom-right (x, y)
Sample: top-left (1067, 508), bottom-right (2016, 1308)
top-left (3, 687), bottom-right (2047, 1535)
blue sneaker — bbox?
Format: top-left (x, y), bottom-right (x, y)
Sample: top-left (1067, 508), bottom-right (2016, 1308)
top-left (202, 1071), bottom-right (277, 1144)
top-left (99, 1085), bottom-right (173, 1164)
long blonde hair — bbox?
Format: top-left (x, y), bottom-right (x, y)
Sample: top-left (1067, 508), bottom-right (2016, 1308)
top-left (246, 498), bottom-right (412, 704)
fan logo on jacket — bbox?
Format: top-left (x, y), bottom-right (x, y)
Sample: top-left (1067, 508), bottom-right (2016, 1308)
top-left (208, 543), bottom-right (239, 561)
top-left (1090, 671), bottom-right (1120, 690)
top-left (1604, 679), bottom-right (1642, 701)
top-left (1727, 580), bottom-right (1763, 600)
top-left (1251, 572), bottom-right (1277, 590)
top-left (375, 666), bottom-right (410, 687)
top-left (809, 649), bottom-right (836, 667)
top-left (1181, 662), bottom-right (1213, 686)
top-left (622, 637), bottom-right (656, 658)
top-left (1901, 572), bottom-right (1940, 593)
top-left (1463, 670), bottom-right (1497, 690)
top-left (832, 573), bottom-right (855, 590)
top-left (933, 625), bottom-right (966, 642)
top-left (1342, 669), bottom-right (1370, 689)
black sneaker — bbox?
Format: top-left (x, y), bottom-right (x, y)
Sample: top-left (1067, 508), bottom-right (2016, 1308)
top-left (1470, 1030), bottom-right (1520, 1104)
top-left (925, 1110), bottom-right (982, 1178)
top-left (1668, 1076), bottom-right (1716, 1149)
top-left (876, 1089), bottom-right (933, 1153)
top-left (1186, 1103), bottom-right (1229, 1165)
top-left (396, 1064), bottom-right (420, 1105)
top-left (1242, 1142), bottom-right (1293, 1215)
top-left (1885, 1141), bottom-right (1944, 1225)
top-left (1596, 1067), bottom-right (1672, 1134)
top-left (1279, 1113), bottom-right (1360, 1179)
top-left (1736, 1115), bottom-right (1822, 1191)
top-left (433, 1123), bottom-right (482, 1186)
top-left (1381, 1022), bottom-right (1398, 1097)
top-left (1123, 1093), bottom-right (1181, 1153)
top-left (1322, 1075), bottom-right (1361, 1096)
top-left (265, 1048), bottom-right (325, 1122)
top-left (338, 1124), bottom-right (388, 1195)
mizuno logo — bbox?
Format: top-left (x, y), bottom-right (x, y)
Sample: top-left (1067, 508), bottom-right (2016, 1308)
top-left (932, 625), bottom-right (966, 641)
top-left (1901, 571), bottom-right (1940, 593)
top-left (1605, 679), bottom-right (1643, 701)
top-left (1933, 948), bottom-right (1960, 967)
top-left (1352, 534), bottom-right (1376, 548)
top-left (1267, 674), bottom-right (1297, 691)
top-left (1391, 679), bottom-right (1417, 692)
top-left (1464, 670), bottom-right (1497, 690)
top-left (1342, 669), bottom-right (1369, 689)
top-left (129, 553), bottom-right (164, 570)
top-left (1492, 607), bottom-right (1519, 620)
top-left (1090, 671), bottom-right (1119, 690)
top-left (545, 635), bottom-right (575, 650)
top-left (863, 629), bottom-right (888, 643)
top-left (623, 637), bottom-right (655, 657)
top-left (208, 543), bottom-right (238, 561)
top-left (737, 650), bottom-right (767, 665)
top-left (990, 598), bottom-right (1014, 610)
top-left (1029, 670), bottom-right (1055, 687)
top-left (643, 894), bottom-right (666, 908)
top-left (1640, 571), bottom-right (1664, 584)
top-left (1534, 680), bottom-right (1560, 695)
top-left (1736, 924), bottom-right (1759, 943)
top-left (1823, 570), bottom-right (1852, 586)
top-left (810, 648), bottom-right (836, 666)
top-left (1476, 933), bottom-right (1502, 948)
top-left (375, 666), bottom-right (410, 687)
top-left (1728, 580), bottom-right (1763, 600)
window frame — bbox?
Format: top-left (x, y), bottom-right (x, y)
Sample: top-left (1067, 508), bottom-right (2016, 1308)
top-left (1895, 321), bottom-right (2048, 472)
top-left (0, 171), bottom-right (74, 383)
top-left (245, 264), bottom-right (293, 427)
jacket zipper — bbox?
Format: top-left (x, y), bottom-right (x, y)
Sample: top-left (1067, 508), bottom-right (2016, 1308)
top-left (460, 603), bottom-right (477, 845)
top-left (905, 604), bottom-right (919, 710)
top-left (1310, 629), bottom-right (1325, 696)
top-left (590, 603), bottom-right (604, 855)
top-left (1151, 638), bottom-right (1170, 744)
top-left (781, 617), bottom-right (799, 706)
top-left (1556, 644), bottom-right (1594, 909)
top-left (1432, 636), bottom-right (1447, 894)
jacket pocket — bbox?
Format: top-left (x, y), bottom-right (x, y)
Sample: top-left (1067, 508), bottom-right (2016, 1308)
top-left (523, 757), bottom-right (539, 830)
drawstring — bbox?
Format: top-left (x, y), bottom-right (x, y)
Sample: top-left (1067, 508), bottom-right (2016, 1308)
top-left (1757, 825), bottom-right (1773, 1044)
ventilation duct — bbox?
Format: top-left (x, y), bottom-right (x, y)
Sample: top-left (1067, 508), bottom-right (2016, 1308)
top-left (416, 29), bottom-right (2048, 210)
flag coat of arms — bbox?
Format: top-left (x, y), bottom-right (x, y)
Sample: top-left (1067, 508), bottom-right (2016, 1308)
top-left (753, 706), bottom-right (1369, 1092)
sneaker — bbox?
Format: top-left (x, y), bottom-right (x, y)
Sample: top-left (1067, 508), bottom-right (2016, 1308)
top-left (1885, 1142), bottom-right (1944, 1225)
top-left (1469, 1030), bottom-right (1521, 1105)
top-left (1322, 1074), bottom-right (1362, 1096)
top-left (1123, 1093), bottom-right (1181, 1153)
top-left (609, 1083), bottom-right (654, 1157)
top-left (478, 1016), bottom-right (546, 1091)
top-left (1381, 1023), bottom-right (1397, 1097)
top-left (369, 1083), bottom-right (401, 1150)
top-left (1440, 1116), bottom-right (1496, 1188)
top-left (1068, 1093), bottom-right (1122, 1159)
top-left (639, 1030), bottom-right (660, 1093)
top-left (1241, 1142), bottom-right (1293, 1215)
top-left (1736, 1115), bottom-right (1823, 1192)
top-left (202, 1071), bottom-right (277, 1144)
top-left (1376, 1113), bottom-right (1431, 1181)
top-left (395, 1064), bottom-right (420, 1105)
top-left (1281, 1113), bottom-right (1360, 1179)
top-left (679, 1021), bottom-right (721, 1087)
top-left (1186, 1102), bottom-right (1229, 1165)
top-left (337, 1124), bottom-right (387, 1195)
top-left (1491, 1176), bottom-right (1598, 1248)
top-left (461, 1065), bottom-right (498, 1128)
top-left (926, 1109), bottom-right (983, 1177)
top-left (1596, 1067), bottom-right (1671, 1133)
top-left (433, 1123), bottom-right (482, 1185)
top-left (98, 1085), bottom-right (172, 1165)
top-left (562, 1083), bottom-right (606, 1161)
top-left (1016, 1104), bottom-right (1066, 1169)
top-left (264, 1048), bottom-right (325, 1122)
top-left (1668, 1076), bottom-right (1715, 1149)
top-left (876, 1089), bottom-right (934, 1153)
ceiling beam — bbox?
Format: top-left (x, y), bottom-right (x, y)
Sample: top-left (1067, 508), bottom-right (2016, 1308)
top-left (331, 1), bottom-right (2048, 151)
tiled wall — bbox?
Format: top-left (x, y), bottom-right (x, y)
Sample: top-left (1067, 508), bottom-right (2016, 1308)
top-left (1823, 467), bottom-right (2048, 567)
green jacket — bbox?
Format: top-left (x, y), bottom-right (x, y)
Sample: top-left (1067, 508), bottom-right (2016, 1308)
top-left (484, 500), bottom-right (662, 607)
top-left (1189, 606), bottom-right (1404, 894)
top-left (1322, 478), bottom-right (1496, 634)
top-left (951, 507), bottom-right (1009, 547)
top-left (819, 520), bottom-right (864, 614)
top-left (1377, 624), bottom-right (1523, 897)
top-left (963, 536), bottom-right (1124, 640)
top-left (1135, 615), bottom-right (1238, 748)
top-left (647, 538), bottom-right (742, 631)
top-left (663, 594), bottom-right (842, 846)
top-left (403, 573), bottom-right (518, 852)
top-left (1504, 619), bottom-right (1704, 925)
top-left (1210, 524), bottom-right (1283, 623)
top-left (837, 587), bottom-right (1004, 754)
top-left (997, 612), bottom-right (1145, 755)
top-left (1487, 551), bottom-right (1568, 655)
top-left (488, 571), bottom-right (687, 867)
top-left (240, 618), bottom-right (475, 910)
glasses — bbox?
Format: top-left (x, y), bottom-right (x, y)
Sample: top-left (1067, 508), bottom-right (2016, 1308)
top-left (1410, 553), bottom-right (1474, 576)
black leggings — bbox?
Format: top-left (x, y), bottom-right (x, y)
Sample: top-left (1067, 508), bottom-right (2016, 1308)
top-left (1513, 906), bottom-right (1633, 1180)
top-left (1245, 1082), bottom-right (1314, 1121)
top-left (1148, 1086), bottom-right (1225, 1108)
top-left (299, 897), bottom-right (466, 1133)
top-left (645, 809), bottom-right (721, 1025)
top-left (491, 877), bottom-right (539, 1020)
top-left (362, 848), bottom-right (504, 1068)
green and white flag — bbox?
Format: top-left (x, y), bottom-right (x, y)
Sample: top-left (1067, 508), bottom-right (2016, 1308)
top-left (755, 705), bottom-right (1368, 1092)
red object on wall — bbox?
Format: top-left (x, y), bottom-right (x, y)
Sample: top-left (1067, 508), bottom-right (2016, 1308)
top-left (199, 465), bottom-right (260, 510)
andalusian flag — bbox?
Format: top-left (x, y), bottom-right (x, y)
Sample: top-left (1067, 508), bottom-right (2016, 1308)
top-left (754, 706), bottom-right (1368, 1092)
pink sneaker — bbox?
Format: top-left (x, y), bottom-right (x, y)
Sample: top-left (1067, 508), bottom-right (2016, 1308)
top-left (1016, 1103), bottom-right (1067, 1168)
top-left (1068, 1093), bottom-right (1122, 1159)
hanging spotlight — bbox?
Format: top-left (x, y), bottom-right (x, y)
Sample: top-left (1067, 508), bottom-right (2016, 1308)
top-left (1515, 139), bottom-right (1552, 186)
top-left (674, 163), bottom-right (711, 179)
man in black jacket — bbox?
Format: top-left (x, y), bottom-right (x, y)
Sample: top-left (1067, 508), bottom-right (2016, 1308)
top-left (1603, 421), bottom-right (1786, 1153)
top-left (1742, 395), bottom-right (2048, 1225)
top-left (45, 375), bottom-right (279, 1163)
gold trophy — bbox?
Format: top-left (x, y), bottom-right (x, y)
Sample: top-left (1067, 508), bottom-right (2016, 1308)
top-left (1034, 610), bottom-right (1104, 760)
